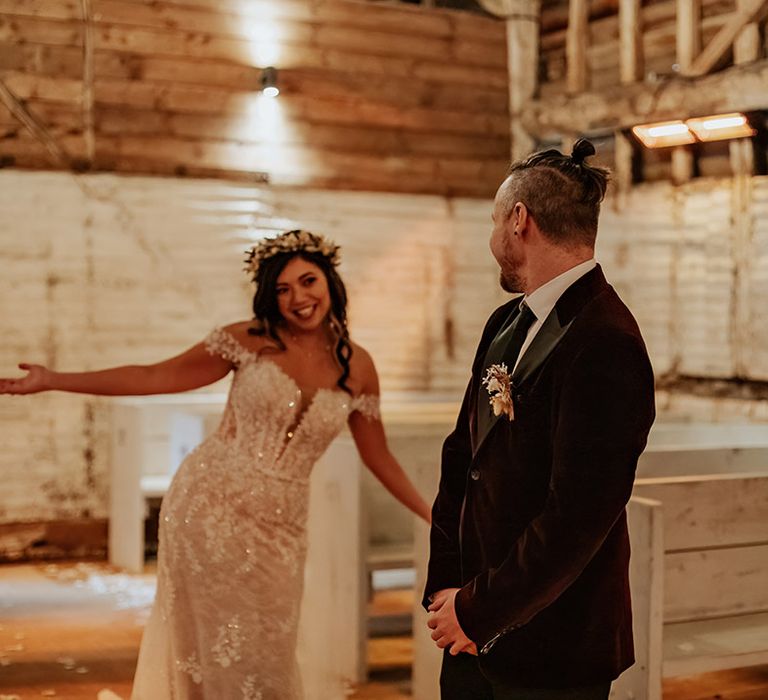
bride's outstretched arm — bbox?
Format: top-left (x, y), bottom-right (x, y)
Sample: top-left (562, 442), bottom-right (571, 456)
top-left (0, 341), bottom-right (231, 397)
top-left (348, 352), bottom-right (431, 525)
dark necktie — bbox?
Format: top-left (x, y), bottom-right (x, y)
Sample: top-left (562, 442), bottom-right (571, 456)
top-left (477, 302), bottom-right (537, 439)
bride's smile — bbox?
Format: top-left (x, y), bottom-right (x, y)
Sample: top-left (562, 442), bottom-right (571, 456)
top-left (275, 257), bottom-right (333, 333)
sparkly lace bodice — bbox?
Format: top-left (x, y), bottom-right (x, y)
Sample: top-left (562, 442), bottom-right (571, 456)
top-left (203, 326), bottom-right (379, 486)
top-left (130, 327), bottom-right (379, 700)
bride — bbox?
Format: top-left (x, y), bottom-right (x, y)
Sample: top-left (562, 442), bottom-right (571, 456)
top-left (0, 230), bottom-right (432, 699)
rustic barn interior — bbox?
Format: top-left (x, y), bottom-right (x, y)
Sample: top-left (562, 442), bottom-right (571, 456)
top-left (1, 0), bottom-right (768, 698)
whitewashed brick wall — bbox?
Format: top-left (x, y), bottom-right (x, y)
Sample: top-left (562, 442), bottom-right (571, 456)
top-left (599, 176), bottom-right (768, 381)
top-left (0, 170), bottom-right (506, 522)
top-left (2, 170), bottom-right (766, 523)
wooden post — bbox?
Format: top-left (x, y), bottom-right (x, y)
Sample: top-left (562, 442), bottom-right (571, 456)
top-left (612, 497), bottom-right (664, 700)
top-left (730, 169), bottom-right (752, 377)
top-left (614, 129), bottom-right (635, 202)
top-left (671, 146), bottom-right (694, 185)
top-left (567, 0), bottom-right (589, 93)
top-left (619, 0), bottom-right (643, 84)
top-left (730, 0), bottom-right (759, 178)
top-left (478, 0), bottom-right (542, 160)
top-left (676, 0), bottom-right (701, 75)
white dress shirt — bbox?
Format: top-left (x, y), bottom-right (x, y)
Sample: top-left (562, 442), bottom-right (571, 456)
top-left (513, 258), bottom-right (597, 373)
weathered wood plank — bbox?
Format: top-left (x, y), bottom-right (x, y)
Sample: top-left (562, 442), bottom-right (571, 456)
top-left (663, 612), bottom-right (768, 677)
top-left (1, 71), bottom-right (83, 103)
top-left (92, 106), bottom-right (508, 159)
top-left (89, 46), bottom-right (509, 91)
top-left (0, 15), bottom-right (83, 46)
top-left (0, 0), bottom-right (81, 21)
top-left (91, 79), bottom-right (510, 136)
top-left (113, 0), bottom-right (508, 44)
top-left (91, 133), bottom-right (505, 195)
top-left (85, 17), bottom-right (506, 70)
top-left (633, 474), bottom-right (768, 551)
top-left (665, 544), bottom-right (768, 622)
top-left (0, 42), bottom-right (84, 78)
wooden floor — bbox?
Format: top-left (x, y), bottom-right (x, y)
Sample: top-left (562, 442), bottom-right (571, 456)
top-left (0, 561), bottom-right (767, 699)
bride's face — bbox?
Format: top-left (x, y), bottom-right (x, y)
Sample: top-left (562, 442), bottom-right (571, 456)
top-left (275, 256), bottom-right (332, 332)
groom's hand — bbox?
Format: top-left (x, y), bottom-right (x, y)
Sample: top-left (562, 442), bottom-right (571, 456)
top-left (427, 588), bottom-right (478, 656)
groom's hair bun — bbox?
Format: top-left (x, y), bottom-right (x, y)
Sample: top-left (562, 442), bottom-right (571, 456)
top-left (503, 138), bottom-right (610, 247)
top-left (570, 138), bottom-right (596, 165)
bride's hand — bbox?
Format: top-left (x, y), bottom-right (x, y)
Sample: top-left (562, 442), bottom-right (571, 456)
top-left (0, 363), bottom-right (52, 394)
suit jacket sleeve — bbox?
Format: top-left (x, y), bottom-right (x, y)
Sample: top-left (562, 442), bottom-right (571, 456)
top-left (422, 377), bottom-right (473, 610)
top-left (454, 329), bottom-right (655, 649)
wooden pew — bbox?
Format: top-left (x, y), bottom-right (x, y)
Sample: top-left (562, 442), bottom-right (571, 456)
top-left (637, 422), bottom-right (768, 477)
top-left (613, 473), bottom-right (768, 699)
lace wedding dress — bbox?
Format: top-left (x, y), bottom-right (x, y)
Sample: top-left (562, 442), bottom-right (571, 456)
top-left (130, 327), bottom-right (379, 700)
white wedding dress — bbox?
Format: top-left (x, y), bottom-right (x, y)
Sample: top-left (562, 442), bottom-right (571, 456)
top-left (130, 327), bottom-right (379, 700)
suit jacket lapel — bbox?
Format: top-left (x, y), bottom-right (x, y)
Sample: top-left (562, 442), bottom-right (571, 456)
top-left (472, 265), bottom-right (609, 458)
top-left (511, 307), bottom-right (573, 386)
top-left (469, 298), bottom-right (522, 453)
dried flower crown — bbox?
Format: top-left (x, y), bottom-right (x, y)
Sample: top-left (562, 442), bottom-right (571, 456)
top-left (244, 229), bottom-right (341, 281)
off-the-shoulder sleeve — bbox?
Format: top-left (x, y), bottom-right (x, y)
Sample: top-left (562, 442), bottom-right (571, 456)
top-left (351, 394), bottom-right (381, 421)
top-left (204, 327), bottom-right (246, 367)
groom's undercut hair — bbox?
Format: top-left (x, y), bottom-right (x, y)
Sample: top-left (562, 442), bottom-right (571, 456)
top-left (505, 139), bottom-right (611, 248)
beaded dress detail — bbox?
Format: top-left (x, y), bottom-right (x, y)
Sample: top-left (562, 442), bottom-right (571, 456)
top-left (131, 327), bottom-right (380, 700)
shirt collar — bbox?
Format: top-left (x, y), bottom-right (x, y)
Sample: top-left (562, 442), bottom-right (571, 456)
top-left (523, 258), bottom-right (597, 323)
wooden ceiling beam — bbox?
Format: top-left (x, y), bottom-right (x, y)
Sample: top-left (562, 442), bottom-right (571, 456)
top-left (520, 57), bottom-right (768, 137)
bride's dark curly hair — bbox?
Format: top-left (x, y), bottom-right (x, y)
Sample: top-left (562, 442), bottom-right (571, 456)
top-left (247, 250), bottom-right (353, 394)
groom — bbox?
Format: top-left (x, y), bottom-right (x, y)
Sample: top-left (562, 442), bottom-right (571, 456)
top-left (424, 140), bottom-right (655, 699)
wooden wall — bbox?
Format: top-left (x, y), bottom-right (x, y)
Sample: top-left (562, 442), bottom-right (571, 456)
top-left (538, 0), bottom-right (767, 98)
top-left (0, 0), bottom-right (509, 196)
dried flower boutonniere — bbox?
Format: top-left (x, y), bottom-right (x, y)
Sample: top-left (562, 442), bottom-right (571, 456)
top-left (482, 363), bottom-right (515, 421)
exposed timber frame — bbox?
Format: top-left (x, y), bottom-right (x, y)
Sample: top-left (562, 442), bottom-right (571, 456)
top-left (520, 58), bottom-right (768, 139)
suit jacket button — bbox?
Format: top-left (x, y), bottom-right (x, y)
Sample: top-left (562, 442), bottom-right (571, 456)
top-left (470, 469), bottom-right (481, 481)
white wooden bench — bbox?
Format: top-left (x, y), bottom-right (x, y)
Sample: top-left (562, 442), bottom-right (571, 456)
top-left (637, 422), bottom-right (768, 477)
top-left (613, 472), bottom-right (768, 699)
top-left (110, 394), bottom-right (227, 573)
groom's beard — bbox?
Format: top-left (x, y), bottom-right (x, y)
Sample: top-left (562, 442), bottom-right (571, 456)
top-left (499, 269), bottom-right (523, 294)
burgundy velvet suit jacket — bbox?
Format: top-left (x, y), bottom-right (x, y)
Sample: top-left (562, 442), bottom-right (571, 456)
top-left (423, 265), bottom-right (656, 688)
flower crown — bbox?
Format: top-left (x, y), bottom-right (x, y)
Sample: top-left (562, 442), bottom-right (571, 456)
top-left (244, 229), bottom-right (341, 282)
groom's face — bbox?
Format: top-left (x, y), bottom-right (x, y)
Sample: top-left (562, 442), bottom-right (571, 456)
top-left (490, 179), bottom-right (525, 293)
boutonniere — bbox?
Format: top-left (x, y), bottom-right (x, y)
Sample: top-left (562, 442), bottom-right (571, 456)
top-left (482, 363), bottom-right (515, 421)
